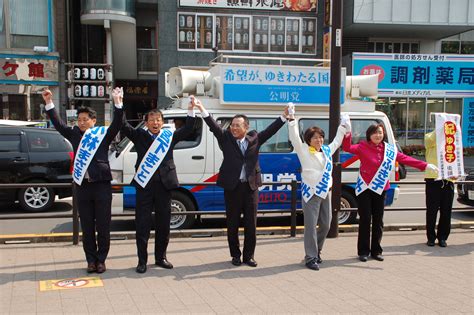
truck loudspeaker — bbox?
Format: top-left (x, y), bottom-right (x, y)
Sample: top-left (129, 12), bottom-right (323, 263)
top-left (345, 74), bottom-right (379, 99)
top-left (167, 67), bottom-right (212, 97)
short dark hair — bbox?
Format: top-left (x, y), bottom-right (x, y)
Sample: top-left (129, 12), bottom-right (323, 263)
top-left (144, 109), bottom-right (164, 121)
top-left (366, 123), bottom-right (387, 142)
top-left (76, 106), bottom-right (97, 119)
top-left (304, 126), bottom-right (325, 145)
top-left (232, 114), bottom-right (249, 127)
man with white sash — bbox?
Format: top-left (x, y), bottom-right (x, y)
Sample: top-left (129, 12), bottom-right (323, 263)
top-left (116, 92), bottom-right (196, 274)
top-left (288, 107), bottom-right (349, 271)
top-left (42, 88), bottom-right (124, 274)
top-left (343, 123), bottom-right (436, 262)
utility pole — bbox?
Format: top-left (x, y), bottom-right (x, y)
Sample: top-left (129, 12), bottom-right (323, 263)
top-left (327, 0), bottom-right (343, 238)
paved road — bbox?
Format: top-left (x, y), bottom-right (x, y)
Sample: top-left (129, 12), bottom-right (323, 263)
top-left (0, 172), bottom-right (472, 235)
top-left (1, 230), bottom-right (472, 314)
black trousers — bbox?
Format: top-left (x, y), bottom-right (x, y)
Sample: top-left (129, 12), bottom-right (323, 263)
top-left (74, 181), bottom-right (112, 264)
top-left (356, 190), bottom-right (386, 256)
top-left (224, 182), bottom-right (258, 260)
top-left (425, 179), bottom-right (454, 242)
top-left (135, 179), bottom-right (171, 265)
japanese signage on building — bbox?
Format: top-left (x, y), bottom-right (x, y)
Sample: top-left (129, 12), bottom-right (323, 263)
top-left (220, 64), bottom-right (345, 106)
top-left (0, 54), bottom-right (59, 85)
top-left (352, 53), bottom-right (474, 97)
top-left (463, 98), bottom-right (474, 148)
top-left (179, 0), bottom-right (317, 11)
top-left (66, 64), bottom-right (112, 100)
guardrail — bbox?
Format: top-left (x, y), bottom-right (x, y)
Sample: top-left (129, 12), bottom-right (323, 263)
top-left (0, 180), bottom-right (473, 245)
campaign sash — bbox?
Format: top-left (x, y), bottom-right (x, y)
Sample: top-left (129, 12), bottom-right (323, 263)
top-left (434, 113), bottom-right (465, 179)
top-left (301, 144), bottom-right (332, 203)
top-left (134, 128), bottom-right (174, 188)
top-left (355, 142), bottom-right (397, 196)
top-left (73, 126), bottom-right (107, 185)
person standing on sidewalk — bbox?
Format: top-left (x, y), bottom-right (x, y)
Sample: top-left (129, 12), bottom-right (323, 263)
top-left (115, 91), bottom-right (196, 274)
top-left (288, 107), bottom-right (349, 270)
top-left (342, 123), bottom-right (438, 262)
top-left (192, 96), bottom-right (289, 267)
top-left (42, 88), bottom-right (123, 273)
top-left (424, 131), bottom-right (455, 247)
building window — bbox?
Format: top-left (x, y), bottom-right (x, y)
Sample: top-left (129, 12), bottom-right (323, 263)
top-left (137, 26), bottom-right (157, 73)
top-left (177, 13), bottom-right (316, 55)
top-left (441, 40), bottom-right (474, 54)
top-left (368, 41), bottom-right (419, 54)
top-left (9, 0), bottom-right (48, 49)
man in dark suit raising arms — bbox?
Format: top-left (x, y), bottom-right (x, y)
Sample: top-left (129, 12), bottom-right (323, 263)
top-left (113, 91), bottom-right (196, 274)
top-left (42, 88), bottom-right (123, 273)
top-left (192, 96), bottom-right (289, 267)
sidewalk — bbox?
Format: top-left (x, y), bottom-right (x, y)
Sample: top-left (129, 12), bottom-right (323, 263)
top-left (1, 229), bottom-right (472, 314)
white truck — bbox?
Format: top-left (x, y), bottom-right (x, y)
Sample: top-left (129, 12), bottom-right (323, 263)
top-left (109, 55), bottom-right (401, 229)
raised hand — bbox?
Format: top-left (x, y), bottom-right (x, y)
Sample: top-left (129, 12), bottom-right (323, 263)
top-left (111, 87), bottom-right (123, 104)
top-left (42, 89), bottom-right (53, 104)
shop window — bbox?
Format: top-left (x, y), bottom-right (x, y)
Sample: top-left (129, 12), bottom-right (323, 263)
top-left (233, 16), bottom-right (250, 51)
top-left (407, 98), bottom-right (425, 145)
top-left (410, 43), bottom-right (419, 53)
top-left (252, 16), bottom-right (269, 52)
top-left (461, 41), bottom-right (474, 54)
top-left (269, 17), bottom-right (285, 52)
top-left (402, 43), bottom-right (410, 53)
top-left (301, 18), bottom-right (316, 54)
top-left (388, 98), bottom-right (408, 146)
top-left (367, 42), bottom-right (374, 52)
top-left (425, 98), bottom-right (444, 132)
top-left (216, 15), bottom-right (233, 51)
top-left (178, 14), bottom-right (195, 50)
top-left (445, 99), bottom-right (462, 116)
top-left (375, 42), bottom-right (383, 53)
top-left (286, 18), bottom-right (300, 53)
top-left (393, 43), bottom-right (401, 53)
top-left (441, 41), bottom-right (460, 54)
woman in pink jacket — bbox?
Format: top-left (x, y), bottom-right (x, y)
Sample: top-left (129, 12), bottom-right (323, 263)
top-left (343, 123), bottom-right (437, 262)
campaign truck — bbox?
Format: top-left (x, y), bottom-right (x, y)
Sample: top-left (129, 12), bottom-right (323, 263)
top-left (109, 55), bottom-right (401, 229)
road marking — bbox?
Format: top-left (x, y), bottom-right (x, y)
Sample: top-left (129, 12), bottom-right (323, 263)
top-left (39, 277), bottom-right (103, 291)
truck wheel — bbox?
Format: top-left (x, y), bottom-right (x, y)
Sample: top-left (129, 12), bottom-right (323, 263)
top-left (170, 191), bottom-right (196, 229)
top-left (18, 182), bottom-right (54, 212)
top-left (339, 190), bottom-right (358, 224)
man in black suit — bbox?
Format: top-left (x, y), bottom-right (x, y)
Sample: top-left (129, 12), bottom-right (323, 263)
top-left (114, 92), bottom-right (196, 274)
top-left (192, 96), bottom-right (289, 267)
top-left (42, 88), bottom-right (123, 273)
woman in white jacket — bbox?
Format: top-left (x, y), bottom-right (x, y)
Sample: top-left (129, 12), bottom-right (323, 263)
top-left (288, 113), bottom-right (349, 270)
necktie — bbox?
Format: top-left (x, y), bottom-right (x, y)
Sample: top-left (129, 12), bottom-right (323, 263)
top-left (239, 140), bottom-right (245, 155)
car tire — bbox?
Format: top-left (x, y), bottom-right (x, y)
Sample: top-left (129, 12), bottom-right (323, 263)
top-left (170, 191), bottom-right (196, 229)
top-left (338, 190), bottom-right (358, 225)
top-left (18, 182), bottom-right (54, 212)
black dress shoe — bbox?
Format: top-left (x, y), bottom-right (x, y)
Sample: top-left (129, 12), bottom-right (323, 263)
top-left (371, 254), bottom-right (384, 261)
top-left (231, 257), bottom-right (242, 266)
top-left (358, 255), bottom-right (368, 262)
top-left (243, 258), bottom-right (258, 267)
top-left (305, 259), bottom-right (320, 271)
top-left (439, 240), bottom-right (447, 247)
top-left (155, 258), bottom-right (173, 269)
top-left (96, 262), bottom-right (106, 273)
top-left (427, 240), bottom-right (435, 247)
top-left (136, 264), bottom-right (147, 274)
top-left (87, 263), bottom-right (96, 273)
top-left (317, 252), bottom-right (322, 264)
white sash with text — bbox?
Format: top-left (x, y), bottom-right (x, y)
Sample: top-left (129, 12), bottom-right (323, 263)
top-left (73, 126), bottom-right (107, 185)
top-left (355, 142), bottom-right (396, 196)
top-left (301, 144), bottom-right (332, 202)
top-left (134, 128), bottom-right (174, 188)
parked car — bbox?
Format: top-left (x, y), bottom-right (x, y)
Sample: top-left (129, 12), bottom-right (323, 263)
top-left (0, 126), bottom-right (73, 212)
top-left (457, 169), bottom-right (474, 207)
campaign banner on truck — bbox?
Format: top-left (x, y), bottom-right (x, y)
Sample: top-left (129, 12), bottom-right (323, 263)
top-left (435, 113), bottom-right (465, 179)
top-left (353, 53), bottom-right (474, 98)
top-left (220, 64), bottom-right (345, 106)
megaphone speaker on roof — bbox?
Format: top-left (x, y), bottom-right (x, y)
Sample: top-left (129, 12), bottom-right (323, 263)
top-left (168, 67), bottom-right (212, 97)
